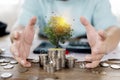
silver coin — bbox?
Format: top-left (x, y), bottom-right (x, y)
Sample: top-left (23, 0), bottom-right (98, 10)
top-left (0, 72), bottom-right (13, 79)
top-left (100, 62), bottom-right (109, 67)
top-left (0, 63), bottom-right (8, 66)
top-left (31, 59), bottom-right (39, 63)
top-left (0, 59), bottom-right (4, 63)
top-left (0, 48), bottom-right (5, 53)
top-left (110, 64), bottom-right (120, 69)
top-left (10, 60), bottom-right (18, 64)
top-left (79, 62), bottom-right (85, 69)
top-left (4, 59), bottom-right (10, 63)
top-left (4, 64), bottom-right (14, 69)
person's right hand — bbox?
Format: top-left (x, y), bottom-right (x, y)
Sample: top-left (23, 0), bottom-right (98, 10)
top-left (10, 17), bottom-right (36, 67)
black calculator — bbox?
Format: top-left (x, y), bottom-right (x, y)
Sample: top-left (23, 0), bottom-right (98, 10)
top-left (65, 39), bottom-right (91, 53)
top-left (33, 39), bottom-right (91, 54)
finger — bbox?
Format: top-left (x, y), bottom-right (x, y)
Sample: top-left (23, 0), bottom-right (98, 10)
top-left (80, 16), bottom-right (98, 47)
top-left (10, 31), bottom-right (20, 43)
top-left (26, 16), bottom-right (37, 30)
top-left (85, 53), bottom-right (104, 61)
top-left (98, 30), bottom-right (107, 41)
top-left (80, 16), bottom-right (96, 32)
top-left (85, 60), bottom-right (100, 68)
top-left (14, 56), bottom-right (31, 67)
top-left (10, 43), bottom-right (20, 57)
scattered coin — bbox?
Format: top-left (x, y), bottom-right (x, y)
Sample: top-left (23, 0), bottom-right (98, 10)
top-left (0, 63), bottom-right (8, 66)
top-left (4, 59), bottom-right (10, 63)
top-left (4, 64), bottom-right (14, 69)
top-left (0, 48), bottom-right (5, 53)
top-left (79, 62), bottom-right (85, 69)
top-left (0, 59), bottom-right (4, 63)
top-left (79, 61), bottom-right (91, 69)
top-left (31, 59), bottom-right (39, 63)
top-left (108, 59), bottom-right (120, 64)
top-left (0, 72), bottom-right (13, 79)
top-left (10, 60), bottom-right (18, 64)
top-left (100, 62), bottom-right (109, 67)
top-left (110, 64), bottom-right (120, 69)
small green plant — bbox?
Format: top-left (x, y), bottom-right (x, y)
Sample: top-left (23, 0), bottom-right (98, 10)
top-left (44, 16), bottom-right (73, 48)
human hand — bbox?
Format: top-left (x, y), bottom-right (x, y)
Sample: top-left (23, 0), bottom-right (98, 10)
top-left (10, 17), bottom-right (36, 67)
top-left (80, 16), bottom-right (107, 68)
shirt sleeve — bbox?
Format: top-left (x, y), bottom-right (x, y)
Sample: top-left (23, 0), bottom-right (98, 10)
top-left (92, 0), bottom-right (120, 30)
top-left (16, 0), bottom-right (40, 27)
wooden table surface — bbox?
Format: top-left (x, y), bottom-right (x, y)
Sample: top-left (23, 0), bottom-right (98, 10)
top-left (0, 35), bottom-right (120, 80)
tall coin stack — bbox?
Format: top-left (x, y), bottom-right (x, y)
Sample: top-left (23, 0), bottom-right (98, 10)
top-left (48, 48), bottom-right (66, 71)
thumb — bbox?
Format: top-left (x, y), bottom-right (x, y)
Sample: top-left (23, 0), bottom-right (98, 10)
top-left (26, 16), bottom-right (37, 30)
top-left (80, 16), bottom-right (95, 32)
top-left (98, 30), bottom-right (107, 41)
top-left (10, 31), bottom-right (20, 43)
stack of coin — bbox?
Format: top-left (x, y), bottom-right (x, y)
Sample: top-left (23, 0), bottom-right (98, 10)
top-left (46, 64), bottom-right (55, 73)
top-left (58, 49), bottom-right (66, 68)
top-left (48, 48), bottom-right (66, 69)
top-left (55, 58), bottom-right (61, 70)
top-left (66, 57), bottom-right (76, 68)
top-left (39, 54), bottom-right (48, 67)
top-left (48, 49), bottom-right (57, 60)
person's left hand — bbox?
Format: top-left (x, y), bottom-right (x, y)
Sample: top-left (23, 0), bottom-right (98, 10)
top-left (80, 16), bottom-right (107, 68)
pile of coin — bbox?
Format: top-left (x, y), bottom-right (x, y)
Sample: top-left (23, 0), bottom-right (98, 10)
top-left (0, 57), bottom-right (18, 79)
top-left (39, 48), bottom-right (76, 73)
top-left (0, 58), bottom-right (17, 69)
top-left (39, 54), bottom-right (48, 68)
top-left (100, 59), bottom-right (120, 69)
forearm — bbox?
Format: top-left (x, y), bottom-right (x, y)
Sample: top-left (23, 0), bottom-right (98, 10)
top-left (104, 26), bottom-right (120, 53)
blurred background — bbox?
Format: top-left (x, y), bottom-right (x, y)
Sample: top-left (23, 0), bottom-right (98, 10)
top-left (0, 0), bottom-right (120, 32)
